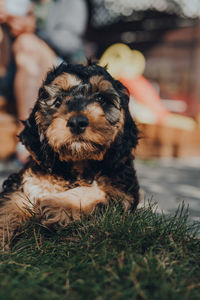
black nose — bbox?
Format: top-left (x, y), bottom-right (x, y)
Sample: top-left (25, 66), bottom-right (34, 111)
top-left (67, 115), bottom-right (89, 134)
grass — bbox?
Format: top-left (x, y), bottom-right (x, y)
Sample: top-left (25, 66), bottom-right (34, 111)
top-left (0, 203), bottom-right (199, 300)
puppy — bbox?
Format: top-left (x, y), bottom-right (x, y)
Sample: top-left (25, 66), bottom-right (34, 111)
top-left (0, 63), bottom-right (140, 247)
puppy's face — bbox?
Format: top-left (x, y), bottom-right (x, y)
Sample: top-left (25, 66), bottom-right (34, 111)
top-left (20, 63), bottom-right (138, 167)
top-left (36, 72), bottom-right (124, 161)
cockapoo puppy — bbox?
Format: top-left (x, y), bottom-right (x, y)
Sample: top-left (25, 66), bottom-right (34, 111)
top-left (0, 63), bottom-right (140, 247)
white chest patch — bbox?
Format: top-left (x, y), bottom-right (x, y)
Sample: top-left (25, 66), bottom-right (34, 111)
top-left (22, 172), bottom-right (66, 204)
top-left (21, 171), bottom-right (107, 213)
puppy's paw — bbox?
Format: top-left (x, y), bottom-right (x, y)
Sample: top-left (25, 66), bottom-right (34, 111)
top-left (34, 199), bottom-right (73, 228)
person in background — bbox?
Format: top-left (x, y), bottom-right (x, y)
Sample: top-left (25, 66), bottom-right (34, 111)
top-left (0, 0), bottom-right (88, 161)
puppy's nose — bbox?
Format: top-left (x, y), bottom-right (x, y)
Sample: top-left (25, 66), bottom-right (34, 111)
top-left (67, 115), bottom-right (89, 134)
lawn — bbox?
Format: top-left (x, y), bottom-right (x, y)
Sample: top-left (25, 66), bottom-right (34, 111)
top-left (0, 203), bottom-right (199, 300)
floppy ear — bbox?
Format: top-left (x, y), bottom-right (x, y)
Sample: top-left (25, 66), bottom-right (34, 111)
top-left (116, 80), bottom-right (138, 148)
top-left (123, 102), bottom-right (139, 150)
top-left (104, 80), bottom-right (138, 167)
top-left (19, 103), bottom-right (55, 171)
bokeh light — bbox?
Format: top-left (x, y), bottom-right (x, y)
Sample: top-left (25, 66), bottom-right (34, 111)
top-left (104, 0), bottom-right (200, 18)
top-left (91, 0), bottom-right (200, 27)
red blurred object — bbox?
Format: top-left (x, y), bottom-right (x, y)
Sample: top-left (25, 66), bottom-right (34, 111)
top-left (120, 76), bottom-right (169, 124)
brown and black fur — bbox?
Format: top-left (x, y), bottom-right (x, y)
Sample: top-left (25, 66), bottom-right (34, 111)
top-left (0, 62), bottom-right (140, 247)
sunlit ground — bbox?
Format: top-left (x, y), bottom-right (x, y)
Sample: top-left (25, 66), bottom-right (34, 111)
top-left (136, 158), bottom-right (200, 222)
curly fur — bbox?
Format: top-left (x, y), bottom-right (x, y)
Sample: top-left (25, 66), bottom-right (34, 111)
top-left (0, 62), bottom-right (140, 248)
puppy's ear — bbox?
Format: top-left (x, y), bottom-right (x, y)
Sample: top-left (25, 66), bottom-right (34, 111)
top-left (116, 80), bottom-right (138, 149)
top-left (19, 104), bottom-right (54, 170)
top-left (123, 106), bottom-right (138, 149)
top-left (105, 80), bottom-right (138, 166)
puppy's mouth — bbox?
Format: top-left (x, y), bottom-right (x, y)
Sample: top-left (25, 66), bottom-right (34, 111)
top-left (59, 139), bottom-right (107, 162)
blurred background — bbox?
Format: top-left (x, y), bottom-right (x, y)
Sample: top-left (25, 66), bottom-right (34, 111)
top-left (89, 0), bottom-right (200, 116)
top-left (88, 0), bottom-right (200, 221)
top-left (0, 0), bottom-right (199, 220)
top-left (87, 0), bottom-right (200, 159)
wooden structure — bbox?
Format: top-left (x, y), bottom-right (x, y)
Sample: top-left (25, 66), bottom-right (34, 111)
top-left (136, 124), bottom-right (200, 159)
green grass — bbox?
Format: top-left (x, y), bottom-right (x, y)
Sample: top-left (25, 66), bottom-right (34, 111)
top-left (0, 203), bottom-right (199, 300)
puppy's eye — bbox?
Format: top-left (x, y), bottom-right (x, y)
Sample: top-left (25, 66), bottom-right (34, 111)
top-left (54, 97), bottom-right (62, 108)
top-left (95, 94), bottom-right (105, 103)
top-left (39, 88), bottom-right (49, 100)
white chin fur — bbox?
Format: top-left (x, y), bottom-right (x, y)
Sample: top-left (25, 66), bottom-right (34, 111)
top-left (71, 141), bottom-right (83, 153)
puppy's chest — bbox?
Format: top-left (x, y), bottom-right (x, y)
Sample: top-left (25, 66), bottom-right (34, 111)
top-left (21, 169), bottom-right (94, 202)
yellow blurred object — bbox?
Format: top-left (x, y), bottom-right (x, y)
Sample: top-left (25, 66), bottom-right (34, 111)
top-left (129, 98), bottom-right (196, 130)
top-left (99, 43), bottom-right (145, 79)
top-left (122, 50), bottom-right (146, 79)
top-left (164, 113), bottom-right (196, 131)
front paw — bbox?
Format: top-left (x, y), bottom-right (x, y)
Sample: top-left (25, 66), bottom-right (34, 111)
top-left (34, 199), bottom-right (75, 228)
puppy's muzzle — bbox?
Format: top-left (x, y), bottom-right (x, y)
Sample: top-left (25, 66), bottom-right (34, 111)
top-left (67, 115), bottom-right (89, 134)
